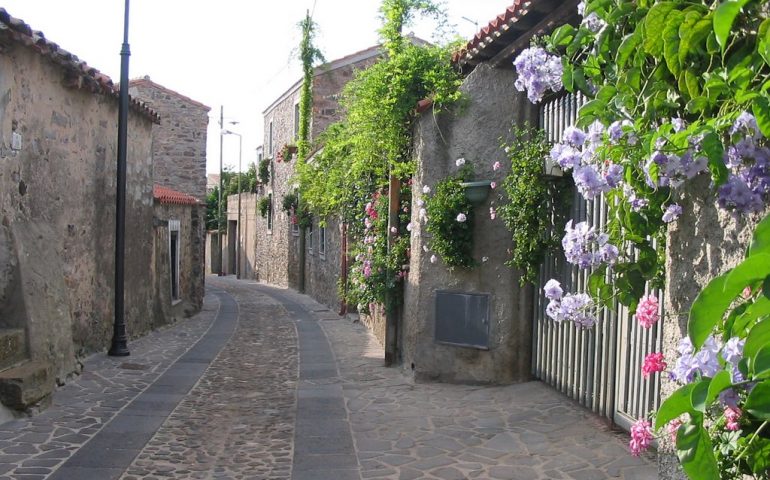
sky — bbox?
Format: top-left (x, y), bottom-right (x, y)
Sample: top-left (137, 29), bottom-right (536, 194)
top-left (2, 1), bottom-right (512, 175)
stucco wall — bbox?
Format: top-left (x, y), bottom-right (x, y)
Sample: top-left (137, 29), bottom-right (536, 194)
top-left (129, 80), bottom-right (210, 202)
top-left (403, 63), bottom-right (538, 384)
top-left (0, 42), bottom-right (155, 379)
top-left (659, 175), bottom-right (768, 478)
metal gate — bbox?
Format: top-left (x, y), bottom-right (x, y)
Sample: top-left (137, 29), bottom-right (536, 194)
top-left (532, 93), bottom-right (663, 430)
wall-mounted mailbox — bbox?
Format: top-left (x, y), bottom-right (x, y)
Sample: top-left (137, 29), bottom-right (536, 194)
top-left (435, 291), bottom-right (490, 349)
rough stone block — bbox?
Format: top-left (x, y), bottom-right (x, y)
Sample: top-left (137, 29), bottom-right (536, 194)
top-left (0, 360), bottom-right (53, 410)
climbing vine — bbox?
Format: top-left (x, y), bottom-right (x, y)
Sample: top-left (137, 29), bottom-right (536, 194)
top-left (295, 0), bottom-right (463, 309)
top-left (297, 12), bottom-right (323, 162)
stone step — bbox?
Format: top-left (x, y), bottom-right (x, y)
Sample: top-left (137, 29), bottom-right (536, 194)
top-left (0, 328), bottom-right (27, 370)
top-left (0, 360), bottom-right (52, 411)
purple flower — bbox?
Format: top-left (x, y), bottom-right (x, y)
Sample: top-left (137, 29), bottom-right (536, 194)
top-left (670, 336), bottom-right (722, 384)
top-left (604, 163), bottom-right (623, 188)
top-left (599, 243), bottom-right (619, 265)
top-left (546, 299), bottom-right (564, 322)
top-left (586, 120), bottom-right (605, 146)
top-left (544, 279), bottom-right (563, 300)
top-left (559, 293), bottom-right (596, 328)
top-left (718, 175), bottom-right (764, 213)
top-left (662, 204), bottom-right (682, 223)
top-left (671, 117), bottom-right (687, 133)
top-left (563, 126), bottom-right (586, 147)
top-left (550, 144), bottom-right (582, 170)
top-left (513, 47), bottom-right (563, 104)
top-left (574, 165), bottom-right (610, 200)
top-left (562, 220), bottom-right (618, 269)
top-left (582, 12), bottom-right (606, 33)
top-left (731, 111), bottom-right (762, 139)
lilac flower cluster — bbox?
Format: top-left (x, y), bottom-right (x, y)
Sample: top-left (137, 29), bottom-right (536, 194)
top-left (643, 148), bottom-right (708, 189)
top-left (550, 121), bottom-right (628, 200)
top-left (543, 280), bottom-right (597, 328)
top-left (562, 220), bottom-right (619, 269)
top-left (513, 46), bottom-right (563, 104)
top-left (717, 112), bottom-right (770, 214)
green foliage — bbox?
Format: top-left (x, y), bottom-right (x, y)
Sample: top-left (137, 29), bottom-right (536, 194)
top-left (498, 124), bottom-right (570, 284)
top-left (294, 0), bottom-right (462, 309)
top-left (425, 171), bottom-right (475, 269)
top-left (297, 12), bottom-right (324, 162)
top-left (282, 192), bottom-right (298, 214)
top-left (258, 158), bottom-right (270, 185)
top-left (258, 197), bottom-right (270, 219)
top-left (205, 166), bottom-right (257, 232)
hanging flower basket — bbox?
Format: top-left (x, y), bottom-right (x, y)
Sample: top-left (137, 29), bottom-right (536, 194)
top-left (460, 180), bottom-right (492, 205)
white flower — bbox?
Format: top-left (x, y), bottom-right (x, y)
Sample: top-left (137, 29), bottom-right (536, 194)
top-left (456, 157), bottom-right (466, 167)
top-left (430, 255), bottom-right (437, 264)
top-left (406, 222), bottom-right (413, 232)
top-left (417, 199), bottom-right (425, 207)
top-left (422, 245), bottom-right (429, 252)
top-left (390, 226), bottom-right (397, 233)
top-left (482, 256), bottom-right (489, 263)
top-left (422, 185), bottom-right (431, 194)
top-left (456, 213), bottom-right (467, 222)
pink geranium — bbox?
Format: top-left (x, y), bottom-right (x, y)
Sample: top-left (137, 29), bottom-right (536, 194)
top-left (629, 419), bottom-right (653, 456)
top-left (635, 294), bottom-right (659, 328)
top-left (642, 352), bottom-right (666, 378)
top-left (725, 406), bottom-right (742, 431)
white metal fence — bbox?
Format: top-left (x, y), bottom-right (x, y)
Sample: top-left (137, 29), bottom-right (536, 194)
top-left (532, 92), bottom-right (663, 430)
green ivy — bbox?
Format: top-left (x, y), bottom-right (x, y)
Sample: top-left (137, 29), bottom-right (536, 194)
top-left (425, 167), bottom-right (475, 269)
top-left (258, 197), bottom-right (270, 219)
top-left (498, 124), bottom-right (571, 284)
top-left (258, 158), bottom-right (270, 185)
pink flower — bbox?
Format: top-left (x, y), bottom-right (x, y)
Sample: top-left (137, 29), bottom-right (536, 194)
top-left (493, 161), bottom-right (501, 171)
top-left (490, 181), bottom-right (497, 189)
top-left (456, 213), bottom-right (467, 222)
top-left (667, 419), bottom-right (682, 443)
top-left (363, 261), bottom-right (372, 278)
top-left (390, 226), bottom-right (397, 234)
top-left (742, 286), bottom-right (752, 299)
top-left (489, 207), bottom-right (496, 220)
top-left (629, 419), bottom-right (653, 456)
top-left (634, 294), bottom-right (659, 328)
top-left (642, 352), bottom-right (666, 378)
top-left (725, 406), bottom-right (741, 431)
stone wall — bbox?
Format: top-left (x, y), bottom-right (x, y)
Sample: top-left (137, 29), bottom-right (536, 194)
top-left (153, 202), bottom-right (205, 326)
top-left (403, 63), bottom-right (538, 384)
top-left (0, 42), bottom-right (155, 379)
top-left (226, 193), bottom-right (259, 280)
top-left (303, 216), bottom-right (343, 312)
top-left (129, 78), bottom-right (210, 202)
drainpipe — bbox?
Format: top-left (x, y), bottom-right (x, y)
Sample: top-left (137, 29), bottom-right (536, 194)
top-left (384, 175), bottom-right (401, 366)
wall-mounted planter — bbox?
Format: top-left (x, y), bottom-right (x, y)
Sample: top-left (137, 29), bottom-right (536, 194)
top-left (460, 180), bottom-right (492, 205)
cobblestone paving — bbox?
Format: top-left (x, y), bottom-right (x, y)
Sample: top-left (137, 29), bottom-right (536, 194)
top-left (273, 287), bottom-right (658, 480)
top-left (0, 292), bottom-right (219, 480)
top-left (121, 278), bottom-right (298, 480)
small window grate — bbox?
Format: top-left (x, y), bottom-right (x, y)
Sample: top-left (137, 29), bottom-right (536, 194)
top-left (435, 291), bottom-right (490, 349)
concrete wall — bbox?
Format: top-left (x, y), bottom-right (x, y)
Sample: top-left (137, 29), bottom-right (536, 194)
top-left (153, 203), bottom-right (205, 325)
top-left (0, 41), bottom-right (155, 379)
top-left (226, 193), bottom-right (259, 280)
top-left (129, 79), bottom-right (210, 202)
top-left (403, 63), bottom-right (538, 384)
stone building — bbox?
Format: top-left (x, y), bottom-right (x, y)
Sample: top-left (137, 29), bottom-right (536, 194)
top-left (129, 77), bottom-right (209, 320)
top-left (232, 45), bottom-right (382, 312)
top-left (129, 77), bottom-right (210, 202)
top-left (152, 185), bottom-right (205, 325)
top-left (0, 8), bottom-right (158, 410)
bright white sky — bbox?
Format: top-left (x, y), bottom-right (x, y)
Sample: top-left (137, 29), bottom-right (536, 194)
top-left (2, 1), bottom-right (511, 174)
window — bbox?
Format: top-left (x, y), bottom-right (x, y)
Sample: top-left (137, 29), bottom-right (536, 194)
top-left (268, 120), bottom-right (274, 157)
top-left (169, 220), bottom-right (181, 303)
top-left (267, 193), bottom-right (273, 232)
top-left (294, 103), bottom-right (301, 140)
top-left (308, 222), bottom-right (314, 255)
top-left (318, 224), bottom-right (326, 259)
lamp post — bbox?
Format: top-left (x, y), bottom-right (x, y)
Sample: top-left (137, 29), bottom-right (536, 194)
top-left (109, 0), bottom-right (131, 357)
top-left (222, 129), bottom-right (242, 279)
top-left (217, 107), bottom-right (224, 276)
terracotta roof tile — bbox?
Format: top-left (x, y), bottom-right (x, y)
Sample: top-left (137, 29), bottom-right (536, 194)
top-left (0, 8), bottom-right (160, 124)
top-left (153, 185), bottom-right (199, 206)
top-left (451, 1), bottom-right (527, 64)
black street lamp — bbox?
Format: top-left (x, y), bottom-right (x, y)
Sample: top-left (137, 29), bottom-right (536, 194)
top-left (109, 0), bottom-right (131, 356)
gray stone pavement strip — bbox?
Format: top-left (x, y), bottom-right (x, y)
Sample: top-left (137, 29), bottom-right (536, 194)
top-left (48, 289), bottom-right (239, 480)
top-left (0, 291), bottom-right (220, 479)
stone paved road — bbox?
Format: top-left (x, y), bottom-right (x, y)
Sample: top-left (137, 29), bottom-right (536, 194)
top-left (0, 276), bottom-right (657, 479)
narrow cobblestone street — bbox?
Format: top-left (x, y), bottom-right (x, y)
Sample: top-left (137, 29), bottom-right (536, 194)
top-left (0, 276), bottom-right (657, 479)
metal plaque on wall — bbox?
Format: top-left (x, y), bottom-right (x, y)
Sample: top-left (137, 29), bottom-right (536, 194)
top-left (434, 291), bottom-right (490, 349)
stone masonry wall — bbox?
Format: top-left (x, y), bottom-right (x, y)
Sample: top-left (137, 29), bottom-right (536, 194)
top-left (659, 175), bottom-right (769, 478)
top-left (129, 78), bottom-right (210, 202)
top-left (304, 216), bottom-right (343, 312)
top-left (152, 202), bottom-right (204, 327)
top-left (0, 42), bottom-right (155, 379)
top-left (403, 63), bottom-right (538, 384)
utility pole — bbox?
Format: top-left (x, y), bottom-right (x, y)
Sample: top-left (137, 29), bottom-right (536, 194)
top-left (109, 0), bottom-right (131, 357)
top-left (218, 106), bottom-right (224, 276)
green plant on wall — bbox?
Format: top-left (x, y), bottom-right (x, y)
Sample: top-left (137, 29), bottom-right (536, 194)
top-left (424, 164), bottom-right (475, 269)
top-left (258, 197), bottom-right (270, 219)
top-left (297, 12), bottom-right (324, 162)
top-left (282, 191), bottom-right (298, 215)
top-left (498, 124), bottom-right (571, 284)
top-left (258, 158), bottom-right (270, 185)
